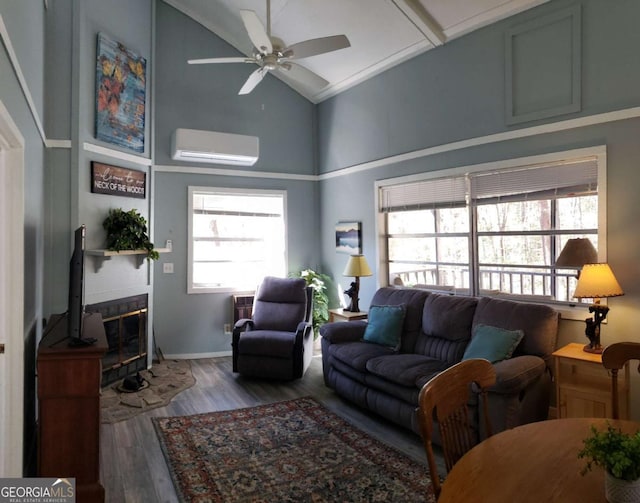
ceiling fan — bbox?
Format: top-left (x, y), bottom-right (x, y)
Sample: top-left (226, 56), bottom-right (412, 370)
top-left (188, 0), bottom-right (351, 95)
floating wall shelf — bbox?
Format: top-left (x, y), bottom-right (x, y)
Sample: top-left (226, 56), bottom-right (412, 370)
top-left (86, 248), bottom-right (170, 272)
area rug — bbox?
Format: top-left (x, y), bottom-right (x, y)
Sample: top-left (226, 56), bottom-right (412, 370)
top-left (101, 359), bottom-right (195, 423)
top-left (152, 396), bottom-right (434, 502)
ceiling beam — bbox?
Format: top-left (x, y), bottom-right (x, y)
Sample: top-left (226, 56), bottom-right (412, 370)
top-left (391, 0), bottom-right (445, 47)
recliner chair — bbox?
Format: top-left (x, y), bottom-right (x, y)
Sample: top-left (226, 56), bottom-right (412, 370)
top-left (232, 276), bottom-right (313, 380)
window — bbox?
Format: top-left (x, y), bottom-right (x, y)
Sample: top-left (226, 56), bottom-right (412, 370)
top-left (378, 150), bottom-right (604, 306)
top-left (188, 187), bottom-right (286, 293)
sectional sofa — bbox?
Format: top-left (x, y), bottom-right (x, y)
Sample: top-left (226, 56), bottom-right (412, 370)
top-left (320, 287), bottom-right (559, 440)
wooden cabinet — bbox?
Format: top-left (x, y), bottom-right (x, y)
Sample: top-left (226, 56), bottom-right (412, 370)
top-left (553, 342), bottom-right (629, 419)
top-left (328, 308), bottom-right (368, 322)
top-left (38, 313), bottom-right (107, 502)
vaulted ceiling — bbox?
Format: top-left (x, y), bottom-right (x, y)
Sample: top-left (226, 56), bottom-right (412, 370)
top-left (164, 0), bottom-right (549, 103)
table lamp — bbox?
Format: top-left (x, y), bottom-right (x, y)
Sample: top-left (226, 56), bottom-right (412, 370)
top-left (572, 263), bottom-right (624, 354)
top-left (555, 238), bottom-right (598, 273)
top-left (342, 254), bottom-right (372, 312)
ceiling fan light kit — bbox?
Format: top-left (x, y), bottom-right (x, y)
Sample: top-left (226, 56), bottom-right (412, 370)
top-left (171, 128), bottom-right (259, 166)
top-left (187, 0), bottom-right (351, 95)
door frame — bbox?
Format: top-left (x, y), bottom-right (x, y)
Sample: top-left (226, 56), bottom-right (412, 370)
top-left (0, 99), bottom-right (25, 476)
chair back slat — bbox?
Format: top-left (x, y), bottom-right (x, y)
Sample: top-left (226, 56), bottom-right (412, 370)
top-left (602, 342), bottom-right (640, 419)
top-left (418, 358), bottom-right (496, 500)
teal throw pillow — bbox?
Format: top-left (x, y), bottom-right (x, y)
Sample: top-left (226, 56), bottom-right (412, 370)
top-left (463, 324), bottom-right (524, 363)
top-left (363, 305), bottom-right (406, 350)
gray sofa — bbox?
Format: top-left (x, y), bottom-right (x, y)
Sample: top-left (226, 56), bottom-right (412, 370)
top-left (320, 287), bottom-right (559, 439)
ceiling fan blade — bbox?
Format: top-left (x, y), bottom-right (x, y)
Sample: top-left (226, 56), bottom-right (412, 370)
top-left (239, 67), bottom-right (268, 95)
top-left (240, 10), bottom-right (273, 55)
top-left (278, 62), bottom-right (329, 89)
top-left (188, 57), bottom-right (255, 65)
top-left (283, 35), bottom-right (350, 60)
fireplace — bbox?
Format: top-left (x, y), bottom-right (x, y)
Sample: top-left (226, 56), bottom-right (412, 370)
top-left (86, 294), bottom-right (148, 386)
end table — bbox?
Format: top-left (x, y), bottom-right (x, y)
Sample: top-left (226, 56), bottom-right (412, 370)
top-left (553, 342), bottom-right (629, 419)
top-left (328, 308), bottom-right (368, 322)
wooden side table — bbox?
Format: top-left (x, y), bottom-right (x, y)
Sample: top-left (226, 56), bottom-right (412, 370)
top-left (553, 342), bottom-right (629, 419)
top-left (328, 308), bottom-right (367, 322)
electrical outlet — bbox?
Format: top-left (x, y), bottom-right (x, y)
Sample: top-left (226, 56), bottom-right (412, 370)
top-left (163, 262), bottom-right (174, 274)
top-left (224, 323), bottom-right (232, 335)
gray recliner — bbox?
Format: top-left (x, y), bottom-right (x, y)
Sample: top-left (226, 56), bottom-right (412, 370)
top-left (232, 276), bottom-right (313, 380)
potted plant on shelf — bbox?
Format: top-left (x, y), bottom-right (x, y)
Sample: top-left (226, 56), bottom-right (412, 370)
top-left (291, 269), bottom-right (330, 339)
top-left (103, 208), bottom-right (159, 260)
top-left (578, 422), bottom-right (640, 503)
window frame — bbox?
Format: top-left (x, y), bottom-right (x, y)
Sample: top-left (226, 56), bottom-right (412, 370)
top-left (187, 186), bottom-right (288, 294)
top-left (375, 146), bottom-right (607, 320)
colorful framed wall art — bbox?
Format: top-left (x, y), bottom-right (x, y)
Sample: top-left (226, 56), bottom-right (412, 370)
top-left (95, 32), bottom-right (146, 153)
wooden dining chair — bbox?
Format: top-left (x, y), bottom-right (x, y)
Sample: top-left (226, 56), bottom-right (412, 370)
top-left (601, 342), bottom-right (640, 419)
top-left (417, 358), bottom-right (496, 500)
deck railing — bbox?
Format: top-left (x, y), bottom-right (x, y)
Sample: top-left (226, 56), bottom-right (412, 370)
top-left (393, 266), bottom-right (578, 301)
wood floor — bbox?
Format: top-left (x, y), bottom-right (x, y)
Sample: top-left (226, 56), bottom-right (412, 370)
top-left (99, 355), bottom-right (431, 503)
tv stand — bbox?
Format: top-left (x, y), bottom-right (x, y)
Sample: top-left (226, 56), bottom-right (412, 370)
top-left (38, 312), bottom-right (107, 502)
top-left (68, 336), bottom-right (98, 348)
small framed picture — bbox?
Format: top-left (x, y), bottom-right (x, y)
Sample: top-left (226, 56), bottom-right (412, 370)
top-left (335, 221), bottom-right (362, 254)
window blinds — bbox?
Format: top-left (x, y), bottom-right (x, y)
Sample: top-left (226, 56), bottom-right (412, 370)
top-left (471, 159), bottom-right (598, 204)
top-left (379, 159), bottom-right (597, 211)
top-left (379, 176), bottom-right (467, 212)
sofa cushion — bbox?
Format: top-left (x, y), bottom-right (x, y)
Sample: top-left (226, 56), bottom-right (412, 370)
top-left (364, 373), bottom-right (422, 406)
top-left (421, 294), bottom-right (479, 342)
top-left (366, 354), bottom-right (448, 388)
top-left (330, 341), bottom-right (395, 372)
top-left (413, 294), bottom-right (478, 364)
top-left (472, 297), bottom-right (559, 358)
top-left (238, 330), bottom-right (296, 358)
top-left (463, 324), bottom-right (524, 363)
top-left (370, 288), bottom-right (430, 353)
top-left (252, 277), bottom-right (307, 332)
top-left (363, 304), bottom-right (406, 350)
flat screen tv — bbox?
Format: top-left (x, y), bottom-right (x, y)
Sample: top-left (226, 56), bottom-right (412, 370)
top-left (67, 225), bottom-right (95, 346)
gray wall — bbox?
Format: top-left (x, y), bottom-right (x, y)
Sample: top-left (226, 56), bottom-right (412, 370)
top-left (0, 0), bottom-right (47, 474)
top-left (152, 2), bottom-right (319, 356)
top-left (316, 0), bottom-right (640, 417)
top-left (0, 0), bottom-right (46, 336)
top-left (44, 0), bottom-right (154, 317)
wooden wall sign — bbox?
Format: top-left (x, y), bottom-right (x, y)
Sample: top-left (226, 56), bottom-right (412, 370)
top-left (91, 162), bottom-right (146, 199)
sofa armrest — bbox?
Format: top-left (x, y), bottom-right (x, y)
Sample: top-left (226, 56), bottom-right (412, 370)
top-left (296, 321), bottom-right (313, 342)
top-left (320, 320), bottom-right (367, 344)
top-left (296, 321), bottom-right (312, 333)
top-left (488, 355), bottom-right (547, 395)
top-left (233, 318), bottom-right (253, 333)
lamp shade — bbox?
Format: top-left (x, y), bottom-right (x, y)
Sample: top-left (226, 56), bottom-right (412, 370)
top-left (573, 263), bottom-right (624, 299)
top-left (343, 255), bottom-right (373, 277)
top-left (555, 238), bottom-right (598, 268)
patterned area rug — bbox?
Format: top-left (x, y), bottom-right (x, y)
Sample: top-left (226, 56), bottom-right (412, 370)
top-left (152, 396), bottom-right (434, 502)
top-left (101, 359), bottom-right (195, 423)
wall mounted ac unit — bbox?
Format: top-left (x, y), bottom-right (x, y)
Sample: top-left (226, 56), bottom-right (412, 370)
top-left (171, 128), bottom-right (259, 166)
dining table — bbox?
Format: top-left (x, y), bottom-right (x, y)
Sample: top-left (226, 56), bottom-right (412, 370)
top-left (438, 417), bottom-right (640, 502)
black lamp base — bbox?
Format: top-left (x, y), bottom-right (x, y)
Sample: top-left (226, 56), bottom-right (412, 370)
top-left (344, 301), bottom-right (360, 313)
top-left (343, 277), bottom-right (361, 312)
top-left (583, 343), bottom-right (603, 354)
top-left (582, 303), bottom-right (610, 354)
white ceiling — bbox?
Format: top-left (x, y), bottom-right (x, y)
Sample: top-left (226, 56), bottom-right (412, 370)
top-left (164, 0), bottom-right (549, 103)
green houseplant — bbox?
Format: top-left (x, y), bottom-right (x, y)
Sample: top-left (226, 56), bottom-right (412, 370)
top-left (291, 269), bottom-right (330, 339)
top-left (103, 208), bottom-right (159, 260)
top-left (578, 422), bottom-right (640, 502)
